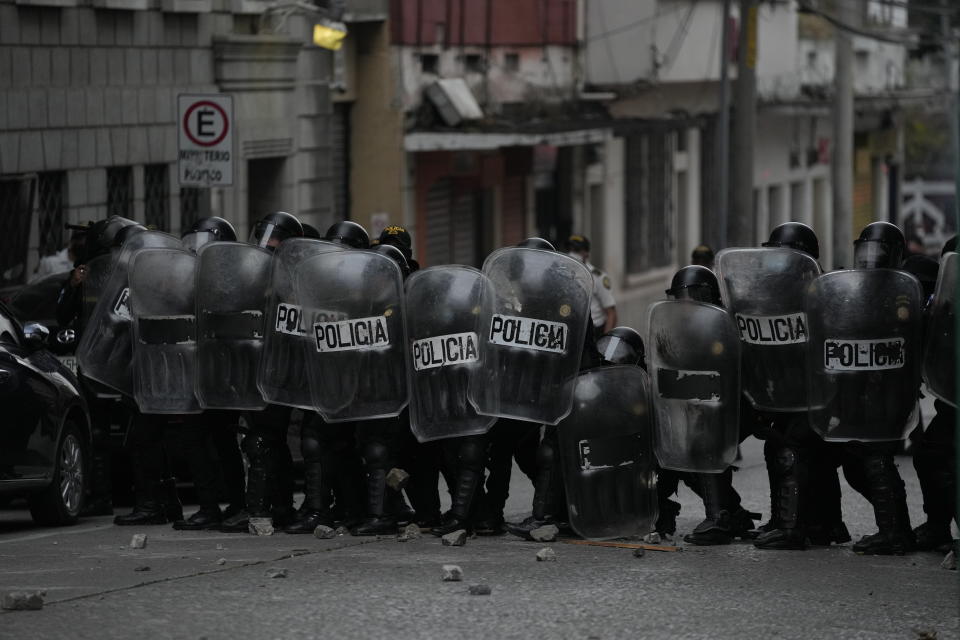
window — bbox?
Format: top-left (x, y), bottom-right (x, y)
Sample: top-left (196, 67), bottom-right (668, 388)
top-left (625, 132), bottom-right (673, 274)
top-left (504, 52), bottom-right (519, 72)
top-left (144, 164), bottom-right (169, 231)
top-left (420, 53), bottom-right (439, 75)
top-left (107, 166), bottom-right (133, 218)
top-left (0, 175), bottom-right (35, 287)
top-left (462, 54), bottom-right (485, 73)
top-left (36, 172), bottom-right (65, 257)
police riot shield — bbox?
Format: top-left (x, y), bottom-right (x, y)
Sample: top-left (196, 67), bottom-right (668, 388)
top-left (469, 247), bottom-right (593, 425)
top-left (716, 247), bottom-right (821, 412)
top-left (195, 242), bottom-right (272, 410)
top-left (924, 252), bottom-right (957, 407)
top-left (405, 266), bottom-right (496, 442)
top-left (557, 365), bottom-right (658, 540)
top-left (806, 270), bottom-right (923, 441)
top-left (129, 248), bottom-right (200, 414)
top-left (295, 250), bottom-right (407, 422)
top-left (259, 238), bottom-right (345, 409)
top-left (77, 230), bottom-right (183, 395)
top-left (80, 252), bottom-right (115, 328)
top-left (649, 300), bottom-right (741, 472)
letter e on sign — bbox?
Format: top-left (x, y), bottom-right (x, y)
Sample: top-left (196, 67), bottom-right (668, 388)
top-left (177, 94), bottom-right (234, 187)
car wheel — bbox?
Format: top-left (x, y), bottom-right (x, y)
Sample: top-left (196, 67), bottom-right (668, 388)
top-left (29, 421), bottom-right (86, 526)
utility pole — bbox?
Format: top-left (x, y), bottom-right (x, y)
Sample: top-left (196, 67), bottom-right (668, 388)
top-left (831, 0), bottom-right (857, 269)
top-left (730, 0), bottom-right (757, 247)
top-left (716, 0), bottom-right (732, 250)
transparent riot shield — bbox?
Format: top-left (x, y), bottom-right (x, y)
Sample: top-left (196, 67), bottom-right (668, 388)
top-left (923, 252), bottom-right (957, 407)
top-left (806, 269), bottom-right (923, 441)
top-left (649, 300), bottom-right (741, 472)
top-left (195, 242), bottom-right (272, 410)
top-left (716, 247), bottom-right (821, 412)
top-left (129, 248), bottom-right (200, 414)
top-left (469, 247), bottom-right (593, 425)
top-left (405, 266), bottom-right (496, 442)
top-left (295, 250), bottom-right (407, 422)
top-left (77, 230), bottom-right (183, 395)
top-left (557, 365), bottom-right (658, 540)
top-left (259, 238), bottom-right (345, 409)
top-left (80, 252), bottom-right (115, 328)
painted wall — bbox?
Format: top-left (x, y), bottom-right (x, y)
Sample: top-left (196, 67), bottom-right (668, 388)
top-left (390, 0), bottom-right (576, 46)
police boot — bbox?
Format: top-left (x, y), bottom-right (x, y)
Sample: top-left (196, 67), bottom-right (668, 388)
top-left (285, 463), bottom-right (334, 534)
top-left (271, 443), bottom-right (297, 528)
top-left (221, 436), bottom-right (273, 533)
top-left (351, 469), bottom-right (398, 536)
top-left (852, 455), bottom-right (915, 555)
top-left (113, 453), bottom-right (167, 526)
top-left (683, 473), bottom-right (733, 545)
top-left (432, 467), bottom-right (482, 536)
top-left (158, 477), bottom-right (183, 523)
top-left (755, 447), bottom-right (807, 550)
top-left (756, 443), bottom-right (781, 534)
top-left (506, 437), bottom-right (561, 540)
top-left (805, 450), bottom-right (851, 545)
top-left (913, 451), bottom-right (956, 552)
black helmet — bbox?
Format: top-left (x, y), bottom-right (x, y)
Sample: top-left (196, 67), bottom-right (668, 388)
top-left (901, 254), bottom-right (939, 299)
top-left (665, 265), bottom-right (722, 305)
top-left (942, 235), bottom-right (957, 257)
top-left (84, 215), bottom-right (139, 259)
top-left (378, 225), bottom-right (413, 260)
top-left (517, 237), bottom-right (555, 251)
top-left (597, 326), bottom-right (646, 368)
top-left (853, 221), bottom-right (904, 269)
top-left (763, 222), bottom-right (819, 259)
top-left (302, 223), bottom-right (322, 240)
top-left (566, 235), bottom-right (590, 253)
top-left (250, 211), bottom-right (303, 250)
top-left (324, 220), bottom-right (370, 249)
top-left (182, 216), bottom-right (237, 251)
top-left (372, 243), bottom-right (409, 279)
top-left (691, 244), bottom-right (715, 267)
top-left (112, 223), bottom-right (147, 247)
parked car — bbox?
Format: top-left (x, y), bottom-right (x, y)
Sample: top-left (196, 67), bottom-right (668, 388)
top-left (0, 300), bottom-right (91, 525)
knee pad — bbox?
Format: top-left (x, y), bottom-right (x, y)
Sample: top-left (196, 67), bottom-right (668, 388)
top-left (458, 438), bottom-right (486, 469)
top-left (775, 447), bottom-right (798, 474)
top-left (363, 441), bottom-right (391, 469)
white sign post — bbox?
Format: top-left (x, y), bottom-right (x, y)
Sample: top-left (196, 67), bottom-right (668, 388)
top-left (177, 94), bottom-right (234, 187)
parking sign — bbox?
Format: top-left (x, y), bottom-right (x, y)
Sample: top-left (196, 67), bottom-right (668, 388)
top-left (178, 94), bottom-right (234, 187)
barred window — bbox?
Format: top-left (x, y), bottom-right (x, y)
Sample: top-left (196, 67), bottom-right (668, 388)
top-left (107, 166), bottom-right (133, 218)
top-left (179, 187), bottom-right (211, 232)
top-left (144, 164), bottom-right (169, 231)
top-left (625, 131), bottom-right (674, 274)
top-left (37, 172), bottom-right (65, 257)
top-left (0, 175), bottom-right (36, 287)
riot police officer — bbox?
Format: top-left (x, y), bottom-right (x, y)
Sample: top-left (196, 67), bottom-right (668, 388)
top-left (219, 211), bottom-right (304, 532)
top-left (830, 222), bottom-right (918, 555)
top-left (170, 217), bottom-right (247, 530)
top-left (907, 237), bottom-right (956, 552)
top-left (284, 221), bottom-right (371, 533)
top-left (657, 266), bottom-right (757, 545)
top-left (505, 238), bottom-right (602, 540)
top-left (744, 223), bottom-right (850, 549)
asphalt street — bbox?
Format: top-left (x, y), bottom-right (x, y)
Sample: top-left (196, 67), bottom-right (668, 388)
top-left (0, 437), bottom-right (956, 640)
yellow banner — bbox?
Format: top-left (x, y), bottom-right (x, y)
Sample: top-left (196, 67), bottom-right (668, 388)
top-left (314, 22), bottom-right (347, 51)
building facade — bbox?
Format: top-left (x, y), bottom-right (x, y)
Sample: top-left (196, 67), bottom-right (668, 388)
top-left (0, 0), bottom-right (337, 288)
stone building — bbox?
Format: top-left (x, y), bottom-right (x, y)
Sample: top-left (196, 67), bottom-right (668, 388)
top-left (0, 0), bottom-right (337, 288)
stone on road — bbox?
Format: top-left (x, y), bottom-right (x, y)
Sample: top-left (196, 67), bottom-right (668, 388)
top-left (441, 565), bottom-right (463, 582)
top-left (129, 533), bottom-right (147, 549)
top-left (535, 548), bottom-right (557, 562)
top-left (441, 529), bottom-right (467, 546)
top-left (1, 591), bottom-right (45, 611)
top-left (530, 525), bottom-right (558, 542)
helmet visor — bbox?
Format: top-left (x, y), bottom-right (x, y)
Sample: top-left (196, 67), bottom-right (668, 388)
top-left (250, 222), bottom-right (295, 250)
top-left (854, 240), bottom-right (898, 269)
top-left (597, 335), bottom-right (640, 366)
